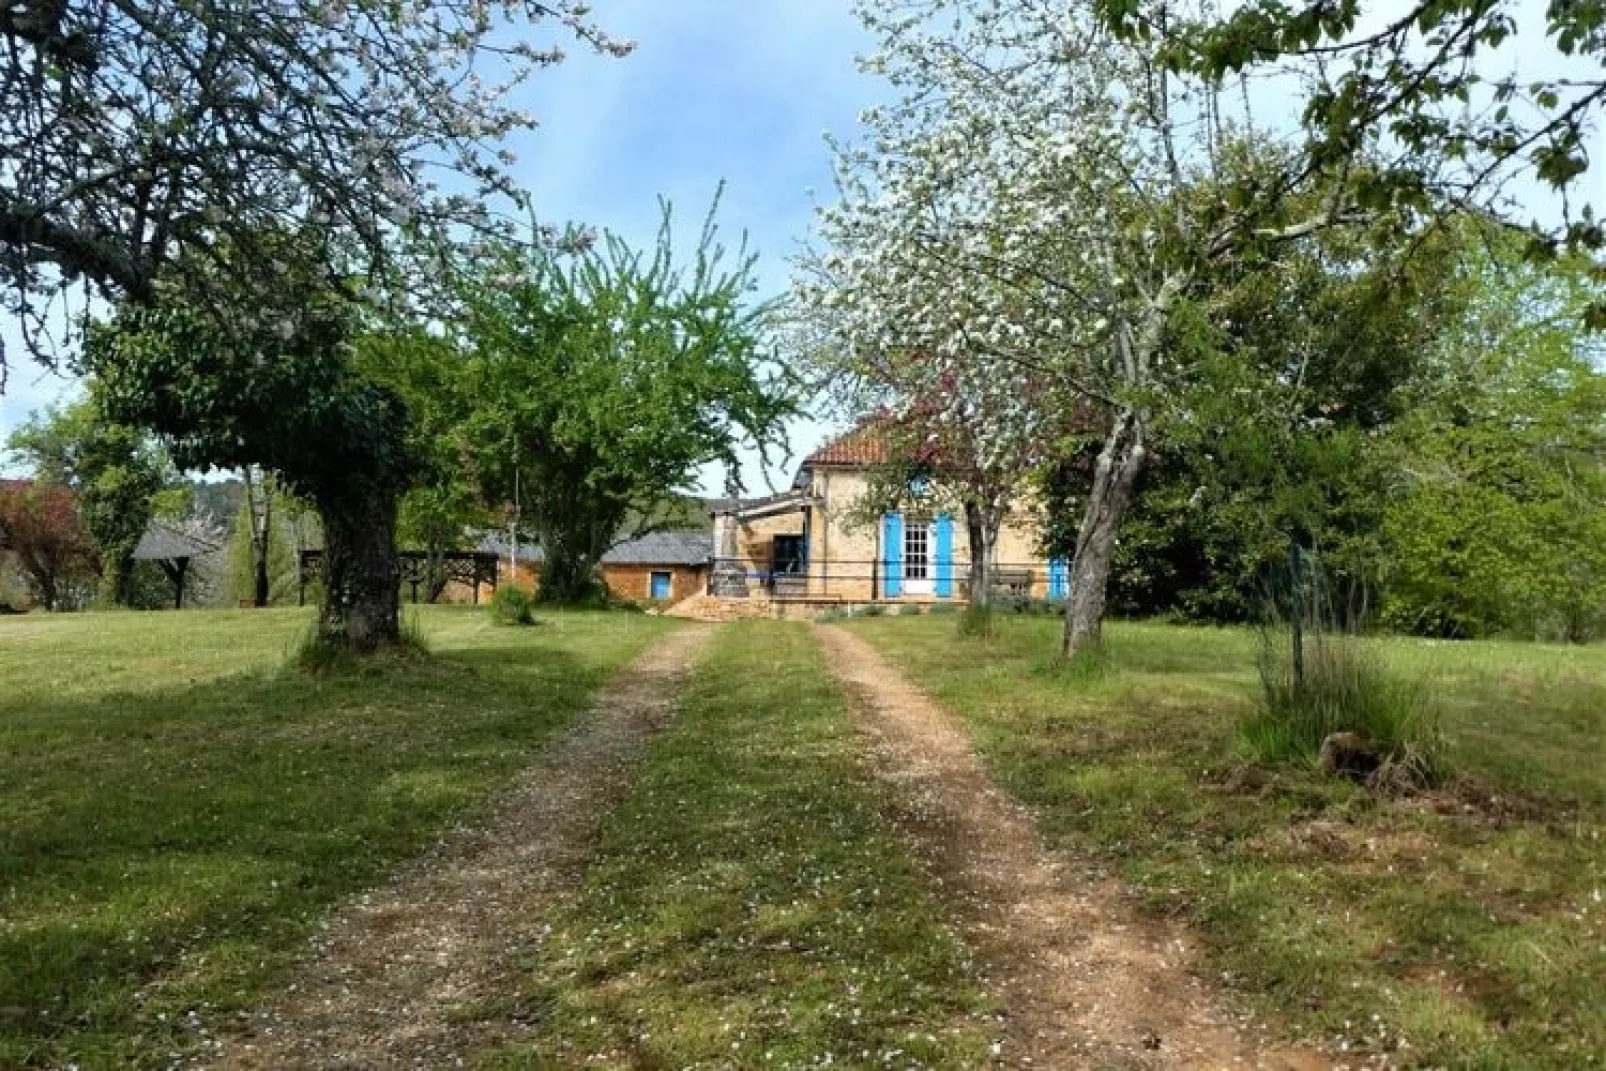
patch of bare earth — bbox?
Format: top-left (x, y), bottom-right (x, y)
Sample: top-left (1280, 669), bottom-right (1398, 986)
top-left (194, 625), bottom-right (715, 1070)
top-left (815, 625), bottom-right (1329, 1071)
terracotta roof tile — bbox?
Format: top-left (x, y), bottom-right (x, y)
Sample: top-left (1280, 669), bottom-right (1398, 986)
top-left (803, 424), bottom-right (892, 468)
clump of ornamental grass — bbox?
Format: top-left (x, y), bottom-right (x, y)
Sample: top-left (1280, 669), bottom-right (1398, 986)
top-left (1240, 546), bottom-right (1445, 789)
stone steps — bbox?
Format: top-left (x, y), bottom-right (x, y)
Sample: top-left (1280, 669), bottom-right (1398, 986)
top-left (663, 592), bottom-right (777, 622)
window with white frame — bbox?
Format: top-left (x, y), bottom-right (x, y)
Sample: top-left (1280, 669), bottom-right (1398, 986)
top-left (904, 522), bottom-right (929, 580)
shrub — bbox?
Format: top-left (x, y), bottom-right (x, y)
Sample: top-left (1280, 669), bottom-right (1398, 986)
top-left (897, 603), bottom-right (923, 616)
top-left (534, 576), bottom-right (610, 609)
top-left (859, 603), bottom-right (887, 617)
top-left (489, 585), bottom-right (538, 627)
top-left (956, 601), bottom-right (996, 639)
top-left (927, 602), bottom-right (959, 616)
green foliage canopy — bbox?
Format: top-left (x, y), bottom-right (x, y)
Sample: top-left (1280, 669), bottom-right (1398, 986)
top-left (81, 248), bottom-right (417, 647)
top-left (460, 202), bottom-right (796, 603)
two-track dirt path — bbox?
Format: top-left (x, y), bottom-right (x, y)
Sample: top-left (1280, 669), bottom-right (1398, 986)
top-left (195, 625), bottom-right (714, 1071)
top-left (816, 624), bottom-right (1328, 1071)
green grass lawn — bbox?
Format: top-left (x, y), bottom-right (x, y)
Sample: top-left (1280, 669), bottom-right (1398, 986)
top-left (473, 621), bottom-right (994, 1069)
top-left (0, 605), bottom-right (679, 1069)
top-left (849, 615), bottom-right (1605, 1069)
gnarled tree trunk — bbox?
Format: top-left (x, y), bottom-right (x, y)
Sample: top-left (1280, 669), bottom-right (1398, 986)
top-left (1061, 408), bottom-right (1147, 656)
top-left (318, 491), bottom-right (401, 651)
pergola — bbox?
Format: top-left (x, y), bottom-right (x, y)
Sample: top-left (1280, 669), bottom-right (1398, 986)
top-left (297, 548), bottom-right (501, 605)
top-left (133, 523), bottom-right (221, 610)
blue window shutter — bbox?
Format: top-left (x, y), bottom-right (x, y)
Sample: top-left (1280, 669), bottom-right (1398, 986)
top-left (1049, 556), bottom-right (1068, 600)
top-left (883, 512), bottom-right (903, 597)
top-left (933, 513), bottom-right (954, 598)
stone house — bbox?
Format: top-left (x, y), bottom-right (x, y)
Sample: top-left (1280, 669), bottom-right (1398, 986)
top-left (706, 424), bottom-right (1066, 614)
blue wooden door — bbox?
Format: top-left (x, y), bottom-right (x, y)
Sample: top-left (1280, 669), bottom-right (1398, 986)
top-left (650, 571), bottom-right (672, 600)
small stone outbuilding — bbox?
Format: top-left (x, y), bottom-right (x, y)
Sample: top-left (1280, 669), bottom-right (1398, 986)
top-left (470, 529), bottom-right (711, 606)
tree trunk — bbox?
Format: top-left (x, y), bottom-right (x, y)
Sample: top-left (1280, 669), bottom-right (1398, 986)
top-left (245, 468), bottom-right (273, 608)
top-left (535, 511), bottom-right (615, 604)
top-left (253, 521), bottom-right (271, 607)
top-left (37, 570), bottom-right (59, 613)
top-left (317, 491), bottom-right (402, 651)
top-left (425, 547), bottom-right (450, 603)
top-left (1061, 409), bottom-right (1147, 657)
top-left (539, 549), bottom-right (602, 603)
top-left (101, 553), bottom-right (136, 607)
top-left (964, 500), bottom-right (1002, 607)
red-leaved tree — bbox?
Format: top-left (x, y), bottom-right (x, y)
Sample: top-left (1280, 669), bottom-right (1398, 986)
top-left (0, 480), bottom-right (97, 610)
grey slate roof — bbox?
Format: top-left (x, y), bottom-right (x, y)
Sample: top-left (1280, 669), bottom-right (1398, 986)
top-left (133, 523), bottom-right (220, 561)
top-left (475, 533), bottom-right (545, 561)
top-left (476, 528), bottom-right (711, 567)
top-left (600, 529), bottom-right (712, 565)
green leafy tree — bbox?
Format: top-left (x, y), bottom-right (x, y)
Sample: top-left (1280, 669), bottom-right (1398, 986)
top-left (460, 201), bottom-right (796, 604)
top-left (363, 329), bottom-right (492, 603)
top-left (1381, 243), bottom-right (1606, 640)
top-left (224, 492), bottom-right (302, 607)
top-left (83, 245), bottom-right (418, 649)
top-left (1038, 200), bottom-right (1463, 623)
top-left (6, 397), bottom-right (177, 605)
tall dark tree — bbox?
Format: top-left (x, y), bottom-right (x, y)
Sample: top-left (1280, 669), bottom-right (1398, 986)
top-left (363, 328), bottom-right (492, 603)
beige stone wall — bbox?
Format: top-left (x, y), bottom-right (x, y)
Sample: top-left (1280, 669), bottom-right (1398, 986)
top-left (443, 559), bottom-right (706, 605)
top-left (806, 466), bottom-right (1060, 601)
top-left (730, 511), bottom-right (806, 574)
top-left (806, 468), bottom-right (880, 600)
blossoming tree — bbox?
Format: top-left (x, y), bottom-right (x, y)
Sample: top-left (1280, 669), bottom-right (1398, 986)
top-left (0, 0), bottom-right (631, 381)
top-left (803, 0), bottom-right (1384, 655)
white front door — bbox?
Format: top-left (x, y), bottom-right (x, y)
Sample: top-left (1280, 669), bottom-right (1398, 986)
top-left (903, 521), bottom-right (933, 596)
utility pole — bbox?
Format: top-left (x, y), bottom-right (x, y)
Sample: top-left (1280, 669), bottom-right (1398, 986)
top-left (508, 466), bottom-right (520, 580)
